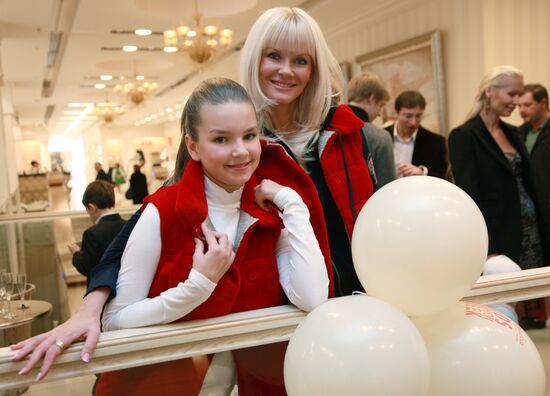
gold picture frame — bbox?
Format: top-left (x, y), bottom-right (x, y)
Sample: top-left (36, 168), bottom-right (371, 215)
top-left (356, 31), bottom-right (447, 135)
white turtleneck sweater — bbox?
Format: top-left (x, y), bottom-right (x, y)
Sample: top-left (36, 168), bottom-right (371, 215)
top-left (102, 177), bottom-right (329, 331)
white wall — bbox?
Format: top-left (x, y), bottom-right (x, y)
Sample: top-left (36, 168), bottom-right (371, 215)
top-left (482, 0), bottom-right (550, 125)
top-left (0, 85), bottom-right (20, 209)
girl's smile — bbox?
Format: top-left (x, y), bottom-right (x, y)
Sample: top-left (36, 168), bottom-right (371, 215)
top-left (186, 101), bottom-right (261, 192)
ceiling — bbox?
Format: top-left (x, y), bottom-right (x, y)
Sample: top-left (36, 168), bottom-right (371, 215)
top-left (0, 0), bottom-right (325, 139)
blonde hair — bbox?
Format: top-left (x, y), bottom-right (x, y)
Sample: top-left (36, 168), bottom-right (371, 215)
top-left (240, 7), bottom-right (344, 160)
top-left (467, 65), bottom-right (524, 119)
top-left (348, 72), bottom-right (390, 103)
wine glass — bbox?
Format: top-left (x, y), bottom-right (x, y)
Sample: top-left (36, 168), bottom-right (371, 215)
top-left (0, 269), bottom-right (6, 316)
top-left (16, 273), bottom-right (28, 310)
top-left (2, 272), bottom-right (15, 319)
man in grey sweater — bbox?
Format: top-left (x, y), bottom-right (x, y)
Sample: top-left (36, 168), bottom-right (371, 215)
top-left (348, 72), bottom-right (396, 189)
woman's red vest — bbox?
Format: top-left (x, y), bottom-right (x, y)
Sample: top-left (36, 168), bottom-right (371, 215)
top-left (319, 104), bottom-right (373, 237)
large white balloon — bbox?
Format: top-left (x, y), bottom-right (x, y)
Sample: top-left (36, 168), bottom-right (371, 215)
top-left (352, 176), bottom-right (488, 316)
top-left (284, 295), bottom-right (429, 396)
top-left (413, 301), bottom-right (546, 396)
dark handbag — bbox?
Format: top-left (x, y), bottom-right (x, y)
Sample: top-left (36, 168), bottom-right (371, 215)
top-left (125, 189), bottom-right (133, 200)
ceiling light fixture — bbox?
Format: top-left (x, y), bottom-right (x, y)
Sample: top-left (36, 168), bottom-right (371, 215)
top-left (163, 0), bottom-right (233, 64)
top-left (68, 102), bottom-right (93, 107)
top-left (93, 101), bottom-right (125, 123)
top-left (114, 62), bottom-right (158, 105)
top-left (122, 45), bottom-right (138, 52)
top-left (135, 29), bottom-right (152, 36)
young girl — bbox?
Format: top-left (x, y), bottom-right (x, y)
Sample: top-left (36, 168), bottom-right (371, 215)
top-left (92, 77), bottom-right (330, 394)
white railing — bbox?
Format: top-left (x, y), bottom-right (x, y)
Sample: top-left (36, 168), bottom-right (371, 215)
top-left (1, 267), bottom-right (550, 390)
top-left (0, 206), bottom-right (140, 224)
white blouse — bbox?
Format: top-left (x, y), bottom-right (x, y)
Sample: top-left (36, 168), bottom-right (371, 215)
top-left (102, 177), bottom-right (329, 331)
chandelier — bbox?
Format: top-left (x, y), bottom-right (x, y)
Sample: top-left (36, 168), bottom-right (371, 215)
top-left (163, 1), bottom-right (233, 64)
top-left (93, 101), bottom-right (125, 123)
top-left (114, 66), bottom-right (158, 105)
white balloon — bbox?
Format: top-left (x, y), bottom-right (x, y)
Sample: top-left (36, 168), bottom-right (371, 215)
top-left (352, 176), bottom-right (488, 316)
top-left (284, 295), bottom-right (429, 396)
top-left (413, 302), bottom-right (546, 396)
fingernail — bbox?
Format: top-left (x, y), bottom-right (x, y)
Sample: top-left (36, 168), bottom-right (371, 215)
top-left (82, 353), bottom-right (91, 363)
top-left (35, 372), bottom-right (43, 382)
top-left (18, 368), bottom-right (25, 375)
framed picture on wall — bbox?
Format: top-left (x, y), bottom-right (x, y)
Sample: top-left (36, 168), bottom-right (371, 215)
top-left (356, 31), bottom-right (447, 135)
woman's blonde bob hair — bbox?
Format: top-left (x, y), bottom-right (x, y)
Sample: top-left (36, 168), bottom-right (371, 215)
top-left (467, 65), bottom-right (524, 119)
top-left (240, 7), bottom-right (344, 137)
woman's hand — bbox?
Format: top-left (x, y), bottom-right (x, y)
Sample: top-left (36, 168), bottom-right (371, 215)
top-left (192, 223), bottom-right (235, 283)
top-left (10, 288), bottom-right (110, 381)
top-left (254, 179), bottom-right (285, 211)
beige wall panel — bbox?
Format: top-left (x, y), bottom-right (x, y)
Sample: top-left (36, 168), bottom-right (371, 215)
top-left (483, 0), bottom-right (550, 125)
top-left (313, 0), bottom-right (486, 131)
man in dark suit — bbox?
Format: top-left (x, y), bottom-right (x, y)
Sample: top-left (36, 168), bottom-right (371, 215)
top-left (129, 164), bottom-right (149, 204)
top-left (385, 90), bottom-right (448, 179)
top-left (68, 180), bottom-right (126, 285)
top-left (94, 162), bottom-right (110, 182)
top-left (519, 84), bottom-right (550, 232)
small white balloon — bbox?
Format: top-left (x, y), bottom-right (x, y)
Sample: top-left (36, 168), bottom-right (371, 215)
top-left (284, 295), bottom-right (429, 396)
top-left (413, 301), bottom-right (546, 396)
top-left (352, 176), bottom-right (488, 316)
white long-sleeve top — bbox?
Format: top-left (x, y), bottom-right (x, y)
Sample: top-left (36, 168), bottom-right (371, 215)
top-left (102, 177), bottom-right (329, 331)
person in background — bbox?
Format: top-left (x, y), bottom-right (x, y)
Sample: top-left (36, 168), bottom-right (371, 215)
top-left (68, 180), bottom-right (126, 286)
top-left (94, 162), bottom-right (110, 182)
top-left (111, 163), bottom-right (126, 192)
top-left (348, 72), bottom-right (396, 188)
top-left (129, 164), bottom-right (148, 204)
top-left (30, 160), bottom-right (44, 174)
top-left (448, 65), bottom-right (549, 329)
top-left (385, 90), bottom-right (448, 179)
top-left (519, 84), bottom-right (550, 248)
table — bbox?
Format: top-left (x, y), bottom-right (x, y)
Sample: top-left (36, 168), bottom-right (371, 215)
top-left (0, 300), bottom-right (52, 340)
top-left (0, 300), bottom-right (52, 396)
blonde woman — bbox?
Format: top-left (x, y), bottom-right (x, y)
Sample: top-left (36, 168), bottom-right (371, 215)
top-left (241, 7), bottom-right (374, 297)
top-left (449, 65), bottom-right (549, 328)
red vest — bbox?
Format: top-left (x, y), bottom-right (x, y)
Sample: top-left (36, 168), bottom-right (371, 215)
top-left (145, 140), bottom-right (334, 321)
top-left (319, 104), bottom-right (374, 236)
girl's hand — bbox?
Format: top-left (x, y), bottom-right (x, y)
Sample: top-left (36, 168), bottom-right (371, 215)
top-left (254, 179), bottom-right (284, 211)
top-left (192, 223), bottom-right (235, 283)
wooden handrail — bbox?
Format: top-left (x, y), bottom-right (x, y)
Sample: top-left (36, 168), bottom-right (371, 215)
top-left (1, 267), bottom-right (550, 389)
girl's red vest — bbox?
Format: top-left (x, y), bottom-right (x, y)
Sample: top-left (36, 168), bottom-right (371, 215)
top-left (146, 140), bottom-right (334, 316)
